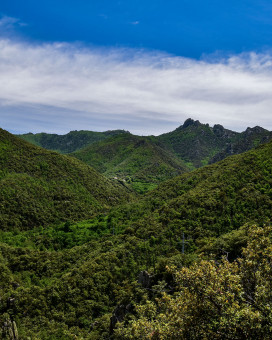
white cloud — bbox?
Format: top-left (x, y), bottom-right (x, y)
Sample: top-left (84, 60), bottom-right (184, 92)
top-left (0, 15), bottom-right (26, 31)
top-left (0, 16), bottom-right (18, 27)
top-left (0, 38), bottom-right (272, 135)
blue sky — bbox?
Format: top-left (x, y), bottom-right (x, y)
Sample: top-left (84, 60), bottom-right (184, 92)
top-left (2, 0), bottom-right (272, 57)
top-left (1, 1), bottom-right (272, 134)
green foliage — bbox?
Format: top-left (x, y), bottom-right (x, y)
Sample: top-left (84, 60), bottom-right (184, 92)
top-left (0, 216), bottom-right (117, 250)
top-left (130, 182), bottom-right (158, 194)
top-left (116, 225), bottom-right (272, 339)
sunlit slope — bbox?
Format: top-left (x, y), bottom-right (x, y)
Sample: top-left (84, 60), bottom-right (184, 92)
top-left (71, 133), bottom-right (189, 191)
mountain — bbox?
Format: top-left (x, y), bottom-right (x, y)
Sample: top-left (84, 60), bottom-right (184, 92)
top-left (210, 125), bottom-right (272, 163)
top-left (0, 128), bottom-right (132, 231)
top-left (18, 129), bottom-right (128, 153)
top-left (71, 133), bottom-right (189, 193)
top-left (145, 139), bottom-right (272, 237)
top-left (158, 118), bottom-right (272, 168)
top-left (18, 119), bottom-right (272, 174)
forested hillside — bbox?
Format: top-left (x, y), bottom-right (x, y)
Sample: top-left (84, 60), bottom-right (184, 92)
top-left (158, 118), bottom-right (272, 168)
top-left (0, 128), bottom-right (132, 231)
top-left (1, 129), bottom-right (272, 338)
top-left (18, 129), bottom-right (128, 154)
top-left (71, 133), bottom-right (189, 193)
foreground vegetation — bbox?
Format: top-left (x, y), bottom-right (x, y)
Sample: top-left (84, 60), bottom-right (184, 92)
top-left (116, 225), bottom-right (272, 339)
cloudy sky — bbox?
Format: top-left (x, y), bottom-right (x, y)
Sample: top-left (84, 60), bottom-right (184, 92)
top-left (1, 1), bottom-right (272, 135)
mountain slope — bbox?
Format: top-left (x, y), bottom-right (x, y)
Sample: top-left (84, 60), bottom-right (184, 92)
top-left (210, 125), bottom-right (272, 163)
top-left (158, 118), bottom-right (272, 168)
top-left (18, 129), bottom-right (128, 154)
top-left (70, 133), bottom-right (189, 192)
top-left (144, 139), bottom-right (272, 237)
top-left (0, 128), bottom-right (132, 230)
top-left (100, 137), bottom-right (272, 243)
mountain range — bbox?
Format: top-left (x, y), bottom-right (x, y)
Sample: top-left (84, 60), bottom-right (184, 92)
top-left (18, 119), bottom-right (272, 193)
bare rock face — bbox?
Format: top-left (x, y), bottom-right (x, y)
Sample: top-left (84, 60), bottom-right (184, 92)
top-left (182, 118), bottom-right (200, 129)
top-left (138, 270), bottom-right (153, 288)
top-left (2, 315), bottom-right (18, 340)
top-left (110, 304), bottom-right (133, 333)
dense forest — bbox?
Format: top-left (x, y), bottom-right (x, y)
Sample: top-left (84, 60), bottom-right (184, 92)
top-left (1, 121), bottom-right (272, 339)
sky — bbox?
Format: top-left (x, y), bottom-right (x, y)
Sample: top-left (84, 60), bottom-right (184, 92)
top-left (1, 1), bottom-right (272, 135)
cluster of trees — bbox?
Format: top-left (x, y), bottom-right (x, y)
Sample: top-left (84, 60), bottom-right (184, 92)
top-left (116, 225), bottom-right (272, 339)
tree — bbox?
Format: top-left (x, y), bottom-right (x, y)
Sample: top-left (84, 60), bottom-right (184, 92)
top-left (115, 225), bottom-right (272, 339)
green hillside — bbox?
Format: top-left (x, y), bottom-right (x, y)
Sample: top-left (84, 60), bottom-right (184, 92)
top-left (18, 129), bottom-right (128, 154)
top-left (1, 134), bottom-right (272, 338)
top-left (0, 128), bottom-right (132, 231)
top-left (98, 137), bottom-right (272, 246)
top-left (146, 140), bottom-right (272, 236)
top-left (71, 133), bottom-right (189, 193)
top-left (210, 125), bottom-right (272, 163)
top-left (158, 118), bottom-right (272, 168)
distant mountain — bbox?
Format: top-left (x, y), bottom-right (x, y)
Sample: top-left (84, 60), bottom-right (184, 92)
top-left (209, 125), bottom-right (272, 164)
top-left (71, 133), bottom-right (189, 193)
top-left (17, 119), bottom-right (272, 183)
top-left (158, 118), bottom-right (272, 168)
top-left (18, 129), bottom-right (128, 153)
top-left (0, 128), bottom-right (132, 230)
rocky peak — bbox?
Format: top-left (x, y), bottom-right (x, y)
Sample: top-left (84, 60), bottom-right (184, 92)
top-left (213, 124), bottom-right (238, 139)
top-left (213, 124), bottom-right (225, 137)
top-left (245, 126), bottom-right (266, 135)
top-left (182, 118), bottom-right (201, 129)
